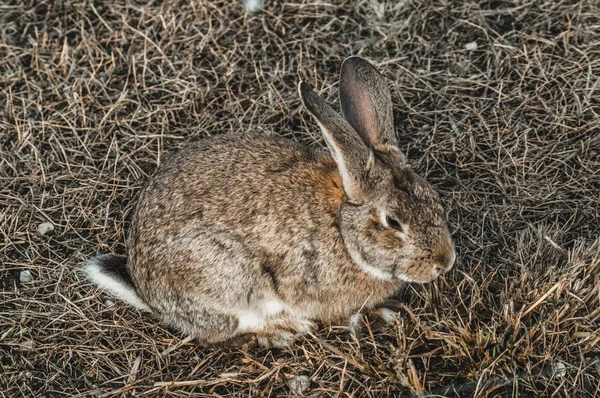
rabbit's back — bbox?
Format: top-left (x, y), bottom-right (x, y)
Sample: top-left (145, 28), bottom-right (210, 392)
top-left (131, 133), bottom-right (335, 236)
top-left (129, 133), bottom-right (340, 254)
top-left (125, 133), bottom-right (386, 324)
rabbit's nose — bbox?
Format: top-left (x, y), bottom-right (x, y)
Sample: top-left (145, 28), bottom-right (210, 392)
top-left (434, 249), bottom-right (455, 273)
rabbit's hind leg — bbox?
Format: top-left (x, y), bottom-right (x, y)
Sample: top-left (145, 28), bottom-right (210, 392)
top-left (203, 313), bottom-right (314, 350)
top-left (253, 314), bottom-right (315, 348)
top-left (161, 307), bottom-right (242, 347)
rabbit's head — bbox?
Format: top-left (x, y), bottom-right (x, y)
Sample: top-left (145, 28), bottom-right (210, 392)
top-left (300, 56), bottom-right (455, 283)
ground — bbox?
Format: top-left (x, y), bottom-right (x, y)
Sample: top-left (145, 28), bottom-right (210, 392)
top-left (1, 0), bottom-right (599, 397)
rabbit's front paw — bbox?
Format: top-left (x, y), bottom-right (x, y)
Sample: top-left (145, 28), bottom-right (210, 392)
top-left (348, 307), bottom-right (400, 338)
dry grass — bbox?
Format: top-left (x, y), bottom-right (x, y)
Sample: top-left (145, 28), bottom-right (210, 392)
top-left (1, 0), bottom-right (599, 396)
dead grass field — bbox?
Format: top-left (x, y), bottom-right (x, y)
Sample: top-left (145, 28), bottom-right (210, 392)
top-left (1, 0), bottom-right (599, 396)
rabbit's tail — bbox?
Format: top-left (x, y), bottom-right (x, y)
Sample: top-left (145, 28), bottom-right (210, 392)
top-left (81, 254), bottom-right (152, 312)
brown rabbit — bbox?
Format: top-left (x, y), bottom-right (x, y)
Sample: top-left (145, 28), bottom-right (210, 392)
top-left (82, 57), bottom-right (455, 347)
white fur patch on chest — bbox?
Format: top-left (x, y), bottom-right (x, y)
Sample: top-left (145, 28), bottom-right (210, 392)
top-left (237, 312), bottom-right (264, 331)
top-left (236, 298), bottom-right (297, 332)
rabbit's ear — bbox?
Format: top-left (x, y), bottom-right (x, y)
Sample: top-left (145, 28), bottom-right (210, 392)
top-left (340, 57), bottom-right (406, 164)
top-left (299, 81), bottom-right (370, 202)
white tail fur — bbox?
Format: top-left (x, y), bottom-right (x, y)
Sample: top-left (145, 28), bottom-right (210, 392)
top-left (81, 256), bottom-right (151, 312)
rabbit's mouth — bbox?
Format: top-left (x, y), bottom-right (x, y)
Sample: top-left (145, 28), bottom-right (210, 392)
top-left (395, 269), bottom-right (442, 284)
top-left (398, 248), bottom-right (456, 283)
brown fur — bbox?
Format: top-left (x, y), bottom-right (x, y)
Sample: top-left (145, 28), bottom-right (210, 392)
top-left (83, 57), bottom-right (455, 347)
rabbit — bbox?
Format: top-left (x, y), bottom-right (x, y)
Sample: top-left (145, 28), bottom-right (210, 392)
top-left (82, 56), bottom-right (456, 348)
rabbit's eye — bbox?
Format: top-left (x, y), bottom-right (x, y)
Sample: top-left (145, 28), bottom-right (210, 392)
top-left (386, 216), bottom-right (403, 232)
top-left (379, 210), bottom-right (407, 235)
